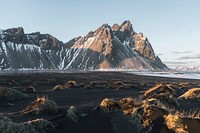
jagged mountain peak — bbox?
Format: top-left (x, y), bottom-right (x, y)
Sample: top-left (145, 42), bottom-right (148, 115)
top-left (64, 20), bottom-right (167, 70)
top-left (100, 23), bottom-right (112, 29)
top-left (4, 27), bottom-right (25, 35)
top-left (0, 20), bottom-right (168, 70)
top-left (112, 24), bottom-right (120, 31)
top-left (93, 24), bottom-right (113, 42)
top-left (1, 27), bottom-right (62, 50)
top-left (119, 20), bottom-right (134, 34)
top-left (79, 20), bottom-right (135, 45)
top-left (133, 32), bottom-right (156, 60)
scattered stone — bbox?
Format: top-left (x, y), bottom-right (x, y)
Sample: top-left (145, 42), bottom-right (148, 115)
top-left (66, 106), bottom-right (78, 122)
top-left (24, 86), bottom-right (36, 93)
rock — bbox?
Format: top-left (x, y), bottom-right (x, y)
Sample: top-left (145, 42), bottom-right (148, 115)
top-left (120, 20), bottom-right (134, 35)
top-left (24, 85), bottom-right (36, 93)
top-left (112, 24), bottom-right (119, 31)
top-left (66, 106), bottom-right (78, 122)
top-left (3, 27), bottom-right (25, 44)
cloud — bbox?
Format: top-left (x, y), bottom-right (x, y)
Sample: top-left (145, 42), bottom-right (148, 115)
top-left (172, 51), bottom-right (192, 54)
top-left (164, 61), bottom-right (187, 65)
top-left (177, 54), bottom-right (200, 60)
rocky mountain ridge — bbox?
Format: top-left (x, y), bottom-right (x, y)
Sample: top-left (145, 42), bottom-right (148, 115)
top-left (0, 20), bottom-right (168, 70)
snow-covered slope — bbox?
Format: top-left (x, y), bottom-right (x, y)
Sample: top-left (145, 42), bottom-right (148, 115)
top-left (0, 21), bottom-right (168, 70)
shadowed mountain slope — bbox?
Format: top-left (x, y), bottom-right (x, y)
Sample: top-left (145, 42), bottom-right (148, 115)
top-left (0, 21), bottom-right (168, 70)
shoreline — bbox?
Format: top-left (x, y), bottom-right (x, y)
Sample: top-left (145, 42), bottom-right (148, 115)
top-left (0, 70), bottom-right (199, 80)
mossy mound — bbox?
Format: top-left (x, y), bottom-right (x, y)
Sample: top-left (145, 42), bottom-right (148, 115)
top-left (0, 87), bottom-right (27, 100)
top-left (22, 97), bottom-right (58, 114)
top-left (0, 115), bottom-right (55, 133)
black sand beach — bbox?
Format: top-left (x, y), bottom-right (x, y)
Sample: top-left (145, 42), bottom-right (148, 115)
top-left (0, 71), bottom-right (200, 133)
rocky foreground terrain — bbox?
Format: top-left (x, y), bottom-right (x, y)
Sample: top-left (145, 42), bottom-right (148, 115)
top-left (0, 71), bottom-right (200, 133)
top-left (0, 21), bottom-right (167, 70)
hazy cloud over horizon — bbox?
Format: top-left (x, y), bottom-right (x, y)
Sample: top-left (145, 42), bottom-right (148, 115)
top-left (177, 54), bottom-right (200, 60)
top-left (164, 61), bottom-right (187, 65)
top-left (172, 51), bottom-right (192, 54)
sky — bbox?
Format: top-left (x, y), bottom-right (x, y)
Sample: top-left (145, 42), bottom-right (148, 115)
top-left (0, 0), bottom-right (200, 67)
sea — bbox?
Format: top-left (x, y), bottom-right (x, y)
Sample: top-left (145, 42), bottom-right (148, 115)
top-left (126, 71), bottom-right (200, 80)
top-left (0, 69), bottom-right (200, 80)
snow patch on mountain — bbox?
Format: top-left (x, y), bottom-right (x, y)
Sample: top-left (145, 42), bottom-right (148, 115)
top-left (172, 66), bottom-right (200, 72)
top-left (0, 21), bottom-right (168, 70)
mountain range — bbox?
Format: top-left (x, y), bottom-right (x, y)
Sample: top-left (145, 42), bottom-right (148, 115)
top-left (0, 20), bottom-right (168, 70)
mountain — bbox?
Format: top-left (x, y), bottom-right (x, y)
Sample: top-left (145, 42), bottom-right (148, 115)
top-left (0, 20), bottom-right (168, 70)
top-left (172, 66), bottom-right (200, 72)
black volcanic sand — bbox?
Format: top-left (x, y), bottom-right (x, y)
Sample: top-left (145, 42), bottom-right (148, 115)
top-left (0, 71), bottom-right (199, 133)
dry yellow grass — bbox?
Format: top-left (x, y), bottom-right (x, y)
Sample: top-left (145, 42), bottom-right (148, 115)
top-left (63, 80), bottom-right (79, 89)
top-left (100, 98), bottom-right (120, 112)
top-left (22, 96), bottom-right (58, 114)
top-left (119, 97), bottom-right (138, 115)
top-left (178, 88), bottom-right (200, 100)
top-left (144, 83), bottom-right (178, 98)
top-left (52, 85), bottom-right (63, 91)
top-left (164, 114), bottom-right (188, 133)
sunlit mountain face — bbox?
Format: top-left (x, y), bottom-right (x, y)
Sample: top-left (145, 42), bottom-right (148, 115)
top-left (0, 21), bottom-right (168, 70)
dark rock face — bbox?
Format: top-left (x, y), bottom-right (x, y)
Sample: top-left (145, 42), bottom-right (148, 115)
top-left (3, 27), bottom-right (25, 44)
top-left (0, 21), bottom-right (168, 70)
top-left (2, 28), bottom-right (62, 50)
